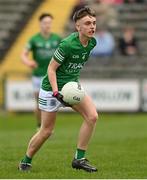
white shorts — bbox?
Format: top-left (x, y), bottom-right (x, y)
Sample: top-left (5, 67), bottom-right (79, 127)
top-left (39, 88), bottom-right (65, 112)
top-left (32, 76), bottom-right (43, 93)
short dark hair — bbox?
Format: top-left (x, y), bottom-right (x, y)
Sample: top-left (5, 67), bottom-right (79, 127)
top-left (73, 6), bottom-right (96, 22)
top-left (39, 13), bottom-right (53, 21)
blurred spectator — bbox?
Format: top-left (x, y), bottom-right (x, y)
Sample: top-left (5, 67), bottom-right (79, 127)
top-left (91, 0), bottom-right (119, 28)
top-left (118, 26), bottom-right (139, 56)
top-left (115, 0), bottom-right (124, 4)
top-left (100, 0), bottom-right (124, 5)
top-left (113, 0), bottom-right (124, 5)
top-left (124, 0), bottom-right (144, 3)
top-left (91, 27), bottom-right (115, 57)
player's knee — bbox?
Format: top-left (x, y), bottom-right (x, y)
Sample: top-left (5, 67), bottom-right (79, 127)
top-left (40, 129), bottom-right (53, 139)
top-left (91, 113), bottom-right (98, 124)
top-left (87, 112), bottom-right (98, 125)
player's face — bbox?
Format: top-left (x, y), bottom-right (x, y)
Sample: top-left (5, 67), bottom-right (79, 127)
top-left (76, 15), bottom-right (96, 38)
top-left (40, 16), bottom-right (52, 34)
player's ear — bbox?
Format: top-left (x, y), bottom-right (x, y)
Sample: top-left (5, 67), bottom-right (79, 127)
top-left (75, 21), bottom-right (80, 31)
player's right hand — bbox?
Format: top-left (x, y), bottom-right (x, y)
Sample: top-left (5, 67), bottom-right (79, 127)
top-left (28, 60), bottom-right (38, 68)
top-left (52, 91), bottom-right (71, 107)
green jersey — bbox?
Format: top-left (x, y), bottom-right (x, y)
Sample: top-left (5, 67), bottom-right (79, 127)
top-left (42, 32), bottom-right (96, 91)
top-left (26, 33), bottom-right (61, 76)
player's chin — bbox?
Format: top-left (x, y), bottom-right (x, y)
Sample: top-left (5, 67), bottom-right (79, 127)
top-left (87, 32), bottom-right (95, 38)
top-left (87, 34), bottom-right (94, 38)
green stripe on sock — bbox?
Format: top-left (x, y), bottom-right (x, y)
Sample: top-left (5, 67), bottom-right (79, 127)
top-left (21, 155), bottom-right (32, 164)
top-left (75, 148), bottom-right (86, 159)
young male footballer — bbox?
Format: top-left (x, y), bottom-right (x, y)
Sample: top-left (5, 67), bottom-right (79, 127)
top-left (21, 13), bottom-right (61, 128)
top-left (19, 6), bottom-right (98, 173)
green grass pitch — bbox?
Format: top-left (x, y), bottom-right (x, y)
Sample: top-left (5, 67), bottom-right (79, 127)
top-left (0, 112), bottom-right (147, 179)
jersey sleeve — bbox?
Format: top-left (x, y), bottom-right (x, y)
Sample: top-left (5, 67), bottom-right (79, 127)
top-left (53, 41), bottom-right (69, 64)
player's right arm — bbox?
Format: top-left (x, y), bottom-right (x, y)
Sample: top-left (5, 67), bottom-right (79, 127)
top-left (21, 48), bottom-right (38, 68)
top-left (21, 37), bottom-right (38, 68)
top-left (48, 58), bottom-right (60, 93)
top-left (48, 40), bottom-right (68, 93)
top-left (48, 58), bottom-right (70, 107)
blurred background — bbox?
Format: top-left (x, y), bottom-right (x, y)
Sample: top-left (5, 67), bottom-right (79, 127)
top-left (0, 0), bottom-right (147, 112)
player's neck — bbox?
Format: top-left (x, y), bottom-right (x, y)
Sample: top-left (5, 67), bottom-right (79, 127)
top-left (40, 32), bottom-right (51, 39)
top-left (78, 34), bottom-right (90, 47)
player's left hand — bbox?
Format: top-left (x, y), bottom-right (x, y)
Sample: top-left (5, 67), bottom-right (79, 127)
top-left (52, 91), bottom-right (71, 107)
